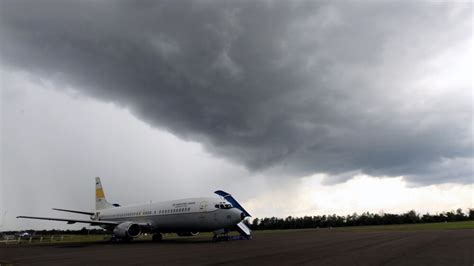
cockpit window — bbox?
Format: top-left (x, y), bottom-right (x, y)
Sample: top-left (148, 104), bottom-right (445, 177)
top-left (215, 202), bottom-right (233, 209)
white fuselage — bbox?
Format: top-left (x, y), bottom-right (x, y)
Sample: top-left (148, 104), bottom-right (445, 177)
top-left (96, 197), bottom-right (243, 233)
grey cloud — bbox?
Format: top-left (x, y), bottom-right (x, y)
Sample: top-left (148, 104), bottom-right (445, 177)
top-left (1, 0), bottom-right (472, 184)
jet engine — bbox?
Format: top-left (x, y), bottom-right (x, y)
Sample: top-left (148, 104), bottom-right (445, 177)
top-left (113, 222), bottom-right (141, 238)
top-left (177, 232), bottom-right (199, 237)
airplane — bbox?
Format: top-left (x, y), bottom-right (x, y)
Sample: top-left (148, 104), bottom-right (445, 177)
top-left (17, 177), bottom-right (252, 241)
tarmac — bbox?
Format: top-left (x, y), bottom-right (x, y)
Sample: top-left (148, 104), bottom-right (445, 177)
top-left (1, 229), bottom-right (473, 265)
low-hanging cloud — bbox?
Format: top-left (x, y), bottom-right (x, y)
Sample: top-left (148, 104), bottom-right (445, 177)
top-left (1, 1), bottom-right (472, 184)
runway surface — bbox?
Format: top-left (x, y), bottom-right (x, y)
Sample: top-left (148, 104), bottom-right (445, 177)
top-left (1, 229), bottom-right (473, 265)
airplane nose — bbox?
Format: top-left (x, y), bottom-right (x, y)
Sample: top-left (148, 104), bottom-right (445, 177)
top-left (231, 208), bottom-right (243, 221)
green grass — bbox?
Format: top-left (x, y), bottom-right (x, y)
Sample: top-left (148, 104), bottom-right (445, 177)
top-left (337, 221), bottom-right (474, 232)
top-left (4, 221), bottom-right (472, 245)
top-left (254, 221), bottom-right (474, 234)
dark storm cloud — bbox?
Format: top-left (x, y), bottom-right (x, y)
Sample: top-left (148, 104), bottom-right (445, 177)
top-left (1, 1), bottom-right (472, 184)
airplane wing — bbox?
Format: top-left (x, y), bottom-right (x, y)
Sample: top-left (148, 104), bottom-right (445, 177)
top-left (52, 208), bottom-right (95, 215)
top-left (17, 216), bottom-right (119, 226)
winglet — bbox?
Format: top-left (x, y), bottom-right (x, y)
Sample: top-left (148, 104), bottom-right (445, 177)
top-left (214, 190), bottom-right (251, 217)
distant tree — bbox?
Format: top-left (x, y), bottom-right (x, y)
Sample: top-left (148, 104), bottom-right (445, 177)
top-left (455, 208), bottom-right (465, 221)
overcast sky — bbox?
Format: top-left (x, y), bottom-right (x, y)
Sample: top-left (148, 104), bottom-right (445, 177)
top-left (1, 1), bottom-right (472, 231)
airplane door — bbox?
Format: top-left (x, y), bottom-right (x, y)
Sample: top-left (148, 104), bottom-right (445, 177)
top-left (199, 201), bottom-right (207, 212)
top-left (198, 201), bottom-right (207, 220)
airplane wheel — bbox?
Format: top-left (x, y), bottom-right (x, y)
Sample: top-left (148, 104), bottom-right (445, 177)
top-left (152, 233), bottom-right (163, 242)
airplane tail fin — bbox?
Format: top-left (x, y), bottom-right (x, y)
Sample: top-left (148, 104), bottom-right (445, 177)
top-left (95, 177), bottom-right (114, 210)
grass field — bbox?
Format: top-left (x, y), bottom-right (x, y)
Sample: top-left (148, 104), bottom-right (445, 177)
top-left (3, 221), bottom-right (473, 244)
top-left (337, 221), bottom-right (474, 232)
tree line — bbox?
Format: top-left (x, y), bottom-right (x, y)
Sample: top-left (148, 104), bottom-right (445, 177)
top-left (245, 208), bottom-right (474, 230)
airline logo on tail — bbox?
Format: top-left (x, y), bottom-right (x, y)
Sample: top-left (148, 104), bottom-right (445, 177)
top-left (95, 177), bottom-right (113, 210)
top-left (96, 178), bottom-right (105, 199)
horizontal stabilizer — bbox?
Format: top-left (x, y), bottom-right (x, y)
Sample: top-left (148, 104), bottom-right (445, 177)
top-left (236, 221), bottom-right (252, 237)
top-left (53, 208), bottom-right (94, 215)
top-left (214, 190), bottom-right (251, 217)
